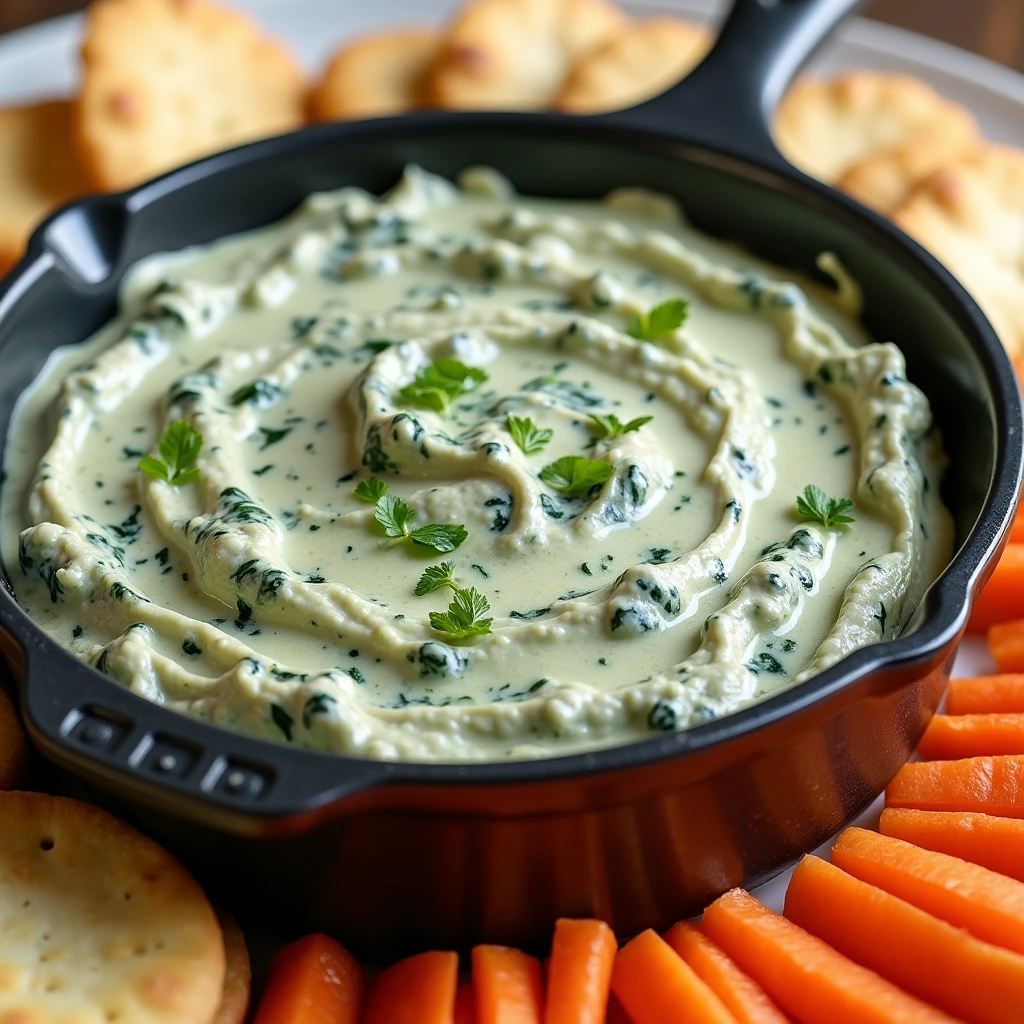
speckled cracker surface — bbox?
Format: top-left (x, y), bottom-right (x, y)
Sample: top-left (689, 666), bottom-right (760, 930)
top-left (426, 0), bottom-right (627, 110)
top-left (557, 16), bottom-right (711, 114)
top-left (0, 791), bottom-right (224, 1023)
top-left (775, 72), bottom-right (977, 210)
top-left (0, 101), bottom-right (86, 276)
top-left (312, 28), bottom-right (442, 122)
top-left (895, 145), bottom-right (1024, 354)
top-left (76, 0), bottom-right (306, 191)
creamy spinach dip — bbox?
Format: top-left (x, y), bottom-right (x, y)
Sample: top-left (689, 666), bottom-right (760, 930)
top-left (0, 167), bottom-right (953, 761)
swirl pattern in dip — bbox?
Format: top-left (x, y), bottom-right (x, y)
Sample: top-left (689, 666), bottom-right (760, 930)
top-left (0, 167), bottom-right (953, 761)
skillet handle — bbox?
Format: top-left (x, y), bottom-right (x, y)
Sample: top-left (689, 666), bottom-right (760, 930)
top-left (613, 0), bottom-right (866, 169)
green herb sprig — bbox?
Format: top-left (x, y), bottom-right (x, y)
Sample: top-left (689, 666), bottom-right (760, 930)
top-left (506, 414), bottom-right (552, 455)
top-left (627, 298), bottom-right (689, 344)
top-left (429, 586), bottom-right (492, 640)
top-left (540, 455), bottom-right (615, 498)
top-left (139, 421), bottom-right (203, 486)
top-left (796, 485), bottom-right (856, 528)
top-left (374, 494), bottom-right (468, 553)
top-left (354, 478), bottom-right (389, 503)
top-left (399, 358), bottom-right (488, 413)
top-left (415, 562), bottom-right (457, 596)
top-left (588, 413), bottom-right (652, 441)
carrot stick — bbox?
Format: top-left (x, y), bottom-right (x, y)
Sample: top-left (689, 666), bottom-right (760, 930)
top-left (473, 945), bottom-right (543, 1024)
top-left (701, 888), bottom-right (957, 1024)
top-left (879, 807), bottom-right (1024, 882)
top-left (610, 929), bottom-right (737, 1024)
top-left (785, 854), bottom-right (1024, 1024)
top-left (543, 918), bottom-right (617, 1024)
top-left (362, 950), bottom-right (458, 1024)
top-left (947, 675), bottom-right (1024, 714)
top-left (988, 620), bottom-right (1024, 672)
top-left (663, 922), bottom-right (790, 1024)
top-left (455, 983), bottom-right (477, 1024)
top-left (250, 933), bottom-right (364, 1024)
top-left (969, 546), bottom-right (1024, 631)
top-left (917, 713), bottom-right (1024, 759)
top-left (831, 827), bottom-right (1024, 956)
top-left (605, 995), bottom-right (634, 1024)
top-left (886, 754), bottom-right (1024, 818)
top-left (1012, 508), bottom-right (1024, 545)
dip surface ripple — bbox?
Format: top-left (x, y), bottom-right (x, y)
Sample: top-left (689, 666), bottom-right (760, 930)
top-left (0, 167), bottom-right (953, 761)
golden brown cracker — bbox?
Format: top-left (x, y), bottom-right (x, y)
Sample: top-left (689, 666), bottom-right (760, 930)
top-left (774, 72), bottom-right (978, 200)
top-left (427, 0), bottom-right (627, 111)
top-left (0, 101), bottom-right (87, 276)
top-left (557, 16), bottom-right (712, 114)
top-left (76, 0), bottom-right (307, 191)
top-left (0, 687), bottom-right (26, 791)
top-left (0, 791), bottom-right (225, 1023)
top-left (212, 912), bottom-right (250, 1024)
top-left (312, 28), bottom-right (442, 122)
top-left (895, 144), bottom-right (1024, 354)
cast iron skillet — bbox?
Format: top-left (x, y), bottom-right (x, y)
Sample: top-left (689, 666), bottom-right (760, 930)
top-left (0, 0), bottom-right (1020, 955)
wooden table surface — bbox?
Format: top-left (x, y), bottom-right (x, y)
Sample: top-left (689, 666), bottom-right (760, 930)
top-left (0, 0), bottom-right (1021, 72)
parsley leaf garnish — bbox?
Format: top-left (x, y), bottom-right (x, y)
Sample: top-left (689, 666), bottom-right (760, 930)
top-left (139, 421), bottom-right (203, 486)
top-left (373, 494), bottom-right (468, 553)
top-left (539, 456), bottom-right (615, 498)
top-left (796, 485), bottom-right (856, 528)
top-left (415, 562), bottom-right (456, 596)
top-left (627, 298), bottom-right (689, 343)
top-left (588, 413), bottom-right (653, 440)
top-left (399, 358), bottom-right (488, 413)
top-left (506, 414), bottom-right (553, 455)
top-left (354, 478), bottom-right (389, 503)
top-left (429, 586), bottom-right (492, 639)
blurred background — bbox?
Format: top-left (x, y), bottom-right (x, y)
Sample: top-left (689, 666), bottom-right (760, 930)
top-left (1, 0), bottom-right (1022, 69)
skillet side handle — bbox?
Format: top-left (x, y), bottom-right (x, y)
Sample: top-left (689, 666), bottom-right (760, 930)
top-left (615, 0), bottom-right (866, 169)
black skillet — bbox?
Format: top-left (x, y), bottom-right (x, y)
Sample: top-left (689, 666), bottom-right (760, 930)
top-left (0, 0), bottom-right (1020, 956)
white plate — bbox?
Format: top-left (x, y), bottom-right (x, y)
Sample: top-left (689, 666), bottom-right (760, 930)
top-left (0, 0), bottom-right (1008, 913)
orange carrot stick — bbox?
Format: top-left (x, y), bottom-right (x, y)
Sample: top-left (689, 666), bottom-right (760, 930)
top-left (1012, 509), bottom-right (1024, 545)
top-left (785, 854), bottom-right (1024, 1024)
top-left (879, 807), bottom-right (1024, 881)
top-left (947, 675), bottom-right (1024, 714)
top-left (701, 888), bottom-right (957, 1024)
top-left (969, 546), bottom-right (1024, 631)
top-left (886, 754), bottom-right (1024, 817)
top-left (663, 922), bottom-right (790, 1024)
top-left (362, 950), bottom-right (458, 1024)
top-left (473, 945), bottom-right (543, 1024)
top-left (831, 827), bottom-right (1024, 956)
top-left (610, 929), bottom-right (737, 1024)
top-left (917, 713), bottom-right (1024, 759)
top-left (250, 933), bottom-right (364, 1024)
top-left (988, 620), bottom-right (1024, 672)
top-left (455, 982), bottom-right (477, 1024)
top-left (543, 918), bottom-right (617, 1024)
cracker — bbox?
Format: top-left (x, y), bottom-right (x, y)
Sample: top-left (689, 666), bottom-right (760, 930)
top-left (557, 16), bottom-right (712, 114)
top-left (212, 912), bottom-right (250, 1024)
top-left (0, 101), bottom-right (86, 276)
top-left (426, 0), bottom-right (627, 110)
top-left (0, 791), bottom-right (225, 1023)
top-left (894, 145), bottom-right (1024, 354)
top-left (0, 686), bottom-right (26, 791)
top-left (76, 0), bottom-right (306, 191)
top-left (312, 28), bottom-right (442, 122)
top-left (774, 72), bottom-right (978, 206)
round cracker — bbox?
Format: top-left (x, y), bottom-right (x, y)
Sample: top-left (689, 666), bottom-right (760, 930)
top-left (0, 101), bottom-right (86, 276)
top-left (557, 17), bottom-right (712, 114)
top-left (0, 686), bottom-right (26, 791)
top-left (76, 0), bottom-right (307, 191)
top-left (774, 72), bottom-right (978, 201)
top-left (0, 791), bottom-right (225, 1024)
top-left (894, 145), bottom-right (1024, 355)
top-left (311, 28), bottom-right (442, 122)
top-left (212, 912), bottom-right (250, 1024)
top-left (426, 0), bottom-right (627, 111)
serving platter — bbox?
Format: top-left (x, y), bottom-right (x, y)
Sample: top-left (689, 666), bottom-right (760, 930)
top-left (0, 0), bottom-right (1011, 988)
